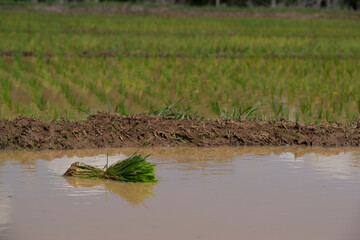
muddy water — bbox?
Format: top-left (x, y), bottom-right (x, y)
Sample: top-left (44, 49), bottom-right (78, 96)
top-left (0, 147), bottom-right (360, 240)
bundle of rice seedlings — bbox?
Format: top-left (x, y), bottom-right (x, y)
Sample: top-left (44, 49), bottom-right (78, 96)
top-left (63, 154), bottom-right (157, 183)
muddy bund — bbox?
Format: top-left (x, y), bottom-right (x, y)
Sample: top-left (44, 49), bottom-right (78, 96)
top-left (1, 114), bottom-right (360, 150)
top-left (0, 147), bottom-right (360, 240)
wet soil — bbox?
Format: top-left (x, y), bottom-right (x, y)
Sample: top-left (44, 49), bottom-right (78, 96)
top-left (1, 113), bottom-right (360, 150)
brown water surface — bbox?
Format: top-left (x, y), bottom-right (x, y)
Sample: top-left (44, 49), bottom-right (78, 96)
top-left (0, 147), bottom-right (360, 240)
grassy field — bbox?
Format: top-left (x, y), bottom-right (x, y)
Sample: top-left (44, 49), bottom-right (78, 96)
top-left (0, 10), bottom-right (359, 123)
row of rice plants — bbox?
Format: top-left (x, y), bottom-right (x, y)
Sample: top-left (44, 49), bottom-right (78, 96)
top-left (2, 12), bottom-right (359, 36)
top-left (1, 12), bottom-right (360, 56)
top-left (2, 30), bottom-right (359, 56)
top-left (0, 54), bottom-right (359, 123)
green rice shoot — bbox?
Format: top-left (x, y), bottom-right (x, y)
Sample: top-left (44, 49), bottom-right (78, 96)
top-left (63, 154), bottom-right (157, 183)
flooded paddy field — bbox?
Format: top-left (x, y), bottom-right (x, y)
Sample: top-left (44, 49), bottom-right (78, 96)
top-left (0, 147), bottom-right (359, 240)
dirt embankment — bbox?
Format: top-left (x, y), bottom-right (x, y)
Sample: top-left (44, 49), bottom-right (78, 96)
top-left (0, 113), bottom-right (360, 150)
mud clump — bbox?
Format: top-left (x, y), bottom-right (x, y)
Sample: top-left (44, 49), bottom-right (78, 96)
top-left (0, 113), bottom-right (360, 150)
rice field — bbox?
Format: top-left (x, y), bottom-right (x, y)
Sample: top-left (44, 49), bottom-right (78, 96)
top-left (0, 11), bottom-right (360, 122)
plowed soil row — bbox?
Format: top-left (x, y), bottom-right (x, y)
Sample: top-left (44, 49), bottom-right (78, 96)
top-left (1, 50), bottom-right (358, 60)
top-left (1, 113), bottom-right (359, 150)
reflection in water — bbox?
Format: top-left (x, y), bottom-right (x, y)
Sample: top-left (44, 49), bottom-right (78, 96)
top-left (1, 146), bottom-right (360, 163)
top-left (65, 177), bottom-right (157, 207)
top-left (0, 181), bottom-right (11, 232)
top-left (275, 151), bottom-right (360, 180)
top-left (305, 152), bottom-right (360, 180)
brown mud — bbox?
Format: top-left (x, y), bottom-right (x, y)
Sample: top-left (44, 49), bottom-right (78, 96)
top-left (1, 113), bottom-right (360, 150)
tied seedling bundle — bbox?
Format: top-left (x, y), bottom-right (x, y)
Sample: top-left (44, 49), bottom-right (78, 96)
top-left (63, 154), bottom-right (157, 183)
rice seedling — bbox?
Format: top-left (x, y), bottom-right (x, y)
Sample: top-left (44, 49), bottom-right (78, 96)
top-left (116, 101), bottom-right (128, 115)
top-left (149, 98), bottom-right (203, 121)
top-left (61, 83), bottom-right (83, 110)
top-left (271, 98), bottom-right (289, 119)
top-left (0, 77), bottom-right (12, 108)
top-left (211, 102), bottom-right (261, 119)
top-left (63, 154), bottom-right (157, 183)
